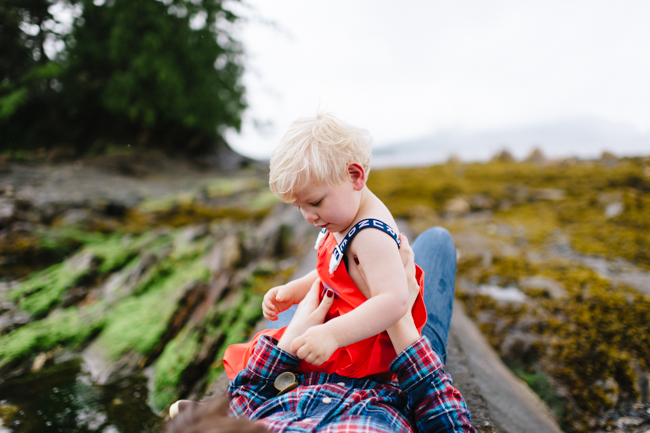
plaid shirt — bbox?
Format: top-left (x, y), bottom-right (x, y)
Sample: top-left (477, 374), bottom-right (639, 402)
top-left (228, 336), bottom-right (476, 433)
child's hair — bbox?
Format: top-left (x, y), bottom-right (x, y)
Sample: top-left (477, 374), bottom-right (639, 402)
top-left (269, 113), bottom-right (372, 202)
top-left (164, 394), bottom-right (270, 433)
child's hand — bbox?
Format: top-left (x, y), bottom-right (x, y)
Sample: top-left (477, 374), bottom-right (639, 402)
top-left (263, 284), bottom-right (296, 321)
top-left (278, 279), bottom-right (334, 355)
top-left (290, 323), bottom-right (339, 366)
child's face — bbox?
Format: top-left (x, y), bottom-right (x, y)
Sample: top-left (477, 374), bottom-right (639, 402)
top-left (291, 178), bottom-right (360, 234)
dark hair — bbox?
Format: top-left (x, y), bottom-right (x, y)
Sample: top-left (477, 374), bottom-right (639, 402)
top-left (164, 395), bottom-right (271, 433)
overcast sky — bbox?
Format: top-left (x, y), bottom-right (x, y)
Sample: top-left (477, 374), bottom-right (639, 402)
top-left (226, 1), bottom-right (650, 161)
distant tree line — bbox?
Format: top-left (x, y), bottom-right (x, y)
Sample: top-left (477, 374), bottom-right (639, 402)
top-left (0, 0), bottom-right (246, 155)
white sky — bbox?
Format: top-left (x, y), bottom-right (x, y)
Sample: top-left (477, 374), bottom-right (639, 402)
top-left (226, 0), bottom-right (650, 160)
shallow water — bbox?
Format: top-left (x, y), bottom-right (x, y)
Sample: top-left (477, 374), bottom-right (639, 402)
top-left (0, 360), bottom-right (163, 433)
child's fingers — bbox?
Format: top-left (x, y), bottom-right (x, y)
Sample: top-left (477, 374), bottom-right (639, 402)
top-left (305, 352), bottom-right (319, 365)
top-left (262, 302), bottom-right (277, 320)
top-left (262, 299), bottom-right (275, 314)
top-left (291, 337), bottom-right (306, 359)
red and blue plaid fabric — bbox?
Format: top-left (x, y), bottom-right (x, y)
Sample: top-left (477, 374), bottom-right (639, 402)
top-left (228, 336), bottom-right (476, 433)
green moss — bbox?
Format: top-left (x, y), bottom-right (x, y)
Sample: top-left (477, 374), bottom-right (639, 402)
top-left (6, 231), bottom-right (164, 317)
top-left (496, 203), bottom-right (559, 247)
top-left (0, 307), bottom-right (100, 369)
top-left (478, 256), bottom-right (538, 286)
top-left (204, 291), bottom-right (264, 386)
top-left (515, 369), bottom-right (564, 418)
top-left (151, 328), bottom-right (201, 410)
top-left (95, 260), bottom-right (209, 359)
top-left (251, 190), bottom-right (280, 210)
top-left (8, 260), bottom-right (92, 317)
top-left (127, 177), bottom-right (274, 230)
top-left (204, 177), bottom-right (264, 198)
top-left (85, 232), bottom-right (156, 274)
top-left (222, 293), bottom-right (264, 350)
top-left (128, 202), bottom-right (270, 229)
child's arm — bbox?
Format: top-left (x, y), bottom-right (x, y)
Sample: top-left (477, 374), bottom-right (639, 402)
top-left (290, 230), bottom-right (410, 365)
top-left (263, 269), bottom-right (319, 321)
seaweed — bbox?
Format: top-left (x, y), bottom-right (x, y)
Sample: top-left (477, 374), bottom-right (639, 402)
top-left (457, 253), bottom-right (650, 431)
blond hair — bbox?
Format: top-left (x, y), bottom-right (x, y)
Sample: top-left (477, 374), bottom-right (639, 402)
top-left (269, 113), bottom-right (372, 202)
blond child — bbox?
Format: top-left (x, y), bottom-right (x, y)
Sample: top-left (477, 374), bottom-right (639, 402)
top-left (223, 113), bottom-right (426, 380)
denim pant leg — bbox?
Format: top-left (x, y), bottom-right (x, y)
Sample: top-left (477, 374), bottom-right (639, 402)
top-left (412, 226), bottom-right (457, 364)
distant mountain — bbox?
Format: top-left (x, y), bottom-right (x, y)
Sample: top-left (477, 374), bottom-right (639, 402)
top-left (372, 117), bottom-right (650, 168)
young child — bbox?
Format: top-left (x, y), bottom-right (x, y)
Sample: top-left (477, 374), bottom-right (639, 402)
top-left (223, 113), bottom-right (427, 380)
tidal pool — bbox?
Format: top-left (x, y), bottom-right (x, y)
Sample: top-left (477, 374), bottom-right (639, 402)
top-left (0, 360), bottom-right (163, 433)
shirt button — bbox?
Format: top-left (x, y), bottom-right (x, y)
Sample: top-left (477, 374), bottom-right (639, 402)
top-left (322, 397), bottom-right (332, 404)
top-left (337, 382), bottom-right (345, 386)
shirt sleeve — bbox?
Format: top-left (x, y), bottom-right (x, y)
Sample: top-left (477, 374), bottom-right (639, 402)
top-left (227, 335), bottom-right (300, 418)
top-left (390, 336), bottom-right (477, 433)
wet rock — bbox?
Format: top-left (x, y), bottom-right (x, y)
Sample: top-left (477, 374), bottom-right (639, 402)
top-left (447, 154), bottom-right (462, 165)
top-left (250, 204), bottom-right (308, 259)
top-left (81, 279), bottom-right (208, 385)
top-left (445, 197), bottom-right (470, 216)
top-left (616, 416), bottom-right (643, 427)
top-left (478, 285), bottom-right (527, 303)
top-left (601, 151), bottom-right (618, 167)
top-left (500, 332), bottom-right (543, 366)
top-left (604, 378), bottom-right (620, 407)
top-left (205, 234), bottom-right (241, 273)
top-left (519, 276), bottom-right (566, 299)
top-left (492, 149), bottom-right (516, 162)
top-left (532, 189), bottom-right (565, 201)
top-left (0, 401), bottom-right (19, 422)
top-left (504, 185), bottom-right (529, 204)
top-left (525, 147), bottom-right (546, 164)
top-left (0, 308), bottom-right (31, 334)
top-left (471, 195), bottom-right (495, 211)
top-left (55, 208), bottom-right (95, 226)
top-left (82, 344), bottom-right (142, 385)
top-left (605, 202), bottom-right (624, 218)
top-left (0, 198), bottom-right (15, 226)
top-left (30, 352), bottom-right (48, 372)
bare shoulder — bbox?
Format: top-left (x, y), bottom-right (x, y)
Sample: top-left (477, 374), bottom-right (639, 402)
top-left (349, 225), bottom-right (402, 266)
top-left (357, 191), bottom-right (400, 233)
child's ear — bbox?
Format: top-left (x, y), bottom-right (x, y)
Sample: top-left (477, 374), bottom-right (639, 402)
top-left (348, 162), bottom-right (366, 191)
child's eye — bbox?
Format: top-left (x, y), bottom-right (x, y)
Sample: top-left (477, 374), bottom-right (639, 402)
top-left (310, 200), bottom-right (322, 206)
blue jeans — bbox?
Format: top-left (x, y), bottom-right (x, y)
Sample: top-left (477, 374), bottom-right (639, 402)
top-left (267, 226), bottom-right (457, 363)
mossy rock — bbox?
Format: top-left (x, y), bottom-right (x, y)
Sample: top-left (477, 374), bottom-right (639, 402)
top-left (0, 307), bottom-right (101, 373)
top-left (457, 253), bottom-right (650, 431)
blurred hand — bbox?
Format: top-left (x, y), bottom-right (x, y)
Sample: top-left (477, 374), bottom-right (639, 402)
top-left (263, 284), bottom-right (296, 321)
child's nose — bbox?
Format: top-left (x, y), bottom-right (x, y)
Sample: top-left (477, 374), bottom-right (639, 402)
top-left (302, 208), bottom-right (318, 223)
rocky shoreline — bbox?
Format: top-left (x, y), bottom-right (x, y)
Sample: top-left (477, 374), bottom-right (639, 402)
top-left (1, 154), bottom-right (649, 432)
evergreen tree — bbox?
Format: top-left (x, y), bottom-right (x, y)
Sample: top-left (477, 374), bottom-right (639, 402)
top-left (0, 0), bottom-right (246, 155)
